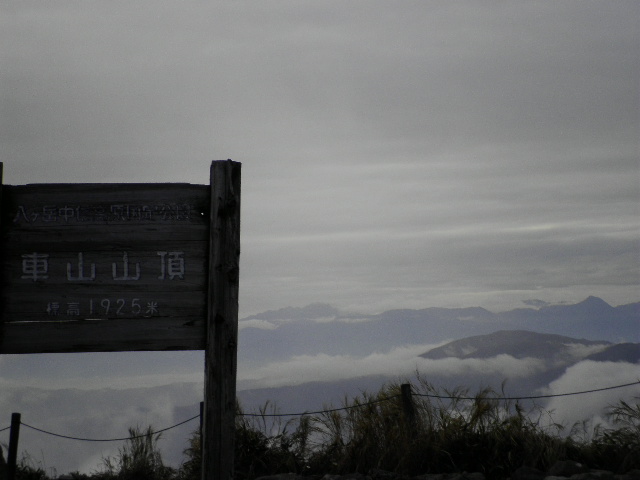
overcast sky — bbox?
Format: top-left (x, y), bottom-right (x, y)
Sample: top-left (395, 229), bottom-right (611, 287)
top-left (2, 0), bottom-right (638, 317)
top-left (1, 1), bottom-right (639, 473)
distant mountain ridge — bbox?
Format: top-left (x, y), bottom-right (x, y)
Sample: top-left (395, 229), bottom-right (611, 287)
top-left (239, 297), bottom-right (639, 364)
top-left (237, 296), bottom-right (639, 421)
top-left (242, 303), bottom-right (341, 322)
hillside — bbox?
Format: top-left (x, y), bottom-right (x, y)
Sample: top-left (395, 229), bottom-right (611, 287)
top-left (419, 330), bottom-right (610, 360)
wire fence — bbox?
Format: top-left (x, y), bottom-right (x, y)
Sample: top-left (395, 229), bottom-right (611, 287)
top-left (1, 379), bottom-right (638, 442)
top-left (239, 379), bottom-right (640, 417)
top-left (19, 414), bottom-right (202, 442)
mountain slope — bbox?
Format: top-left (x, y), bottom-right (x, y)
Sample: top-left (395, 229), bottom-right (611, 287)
top-left (419, 330), bottom-right (611, 361)
top-left (584, 343), bottom-right (640, 363)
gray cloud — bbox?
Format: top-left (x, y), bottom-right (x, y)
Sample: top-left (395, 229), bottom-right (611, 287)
top-left (0, 2), bottom-right (638, 471)
top-left (237, 343), bottom-right (559, 390)
top-left (541, 361), bottom-right (640, 431)
top-left (522, 299), bottom-right (550, 308)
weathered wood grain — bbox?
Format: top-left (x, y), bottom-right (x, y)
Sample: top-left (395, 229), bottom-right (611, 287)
top-left (0, 181), bottom-right (211, 353)
top-left (0, 162), bottom-right (4, 350)
top-left (203, 161), bottom-right (241, 480)
top-left (1, 317), bottom-right (206, 353)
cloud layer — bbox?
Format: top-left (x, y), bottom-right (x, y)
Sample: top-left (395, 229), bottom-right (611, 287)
top-left (541, 361), bottom-right (640, 431)
top-left (1, 1), bottom-right (638, 475)
top-left (1, 1), bottom-right (638, 316)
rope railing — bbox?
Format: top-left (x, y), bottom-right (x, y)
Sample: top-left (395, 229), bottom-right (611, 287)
top-left (1, 379), bottom-right (638, 440)
top-left (412, 380), bottom-right (640, 402)
top-left (239, 393), bottom-right (403, 417)
top-left (19, 413), bottom-right (201, 442)
top-left (241, 379), bottom-right (640, 417)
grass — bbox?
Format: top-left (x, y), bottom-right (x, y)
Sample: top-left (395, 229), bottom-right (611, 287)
top-left (234, 378), bottom-right (640, 479)
top-left (4, 379), bottom-right (639, 480)
top-left (92, 426), bottom-right (175, 480)
top-left (299, 380), bottom-right (570, 477)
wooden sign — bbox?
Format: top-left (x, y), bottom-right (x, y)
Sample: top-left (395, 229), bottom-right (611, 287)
top-left (0, 161), bottom-right (241, 480)
top-left (1, 182), bottom-right (211, 353)
top-left (0, 162), bottom-right (240, 352)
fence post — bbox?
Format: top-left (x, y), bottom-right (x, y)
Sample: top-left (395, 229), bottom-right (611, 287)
top-left (7, 412), bottom-right (20, 480)
top-left (199, 401), bottom-right (204, 442)
top-left (400, 384), bottom-right (417, 435)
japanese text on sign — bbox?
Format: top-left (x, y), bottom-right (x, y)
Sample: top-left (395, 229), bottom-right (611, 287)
top-left (13, 203), bottom-right (198, 224)
top-left (44, 298), bottom-right (161, 319)
top-left (20, 251), bottom-right (186, 282)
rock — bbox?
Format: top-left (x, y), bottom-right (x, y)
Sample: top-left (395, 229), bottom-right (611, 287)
top-left (548, 460), bottom-right (589, 477)
top-left (460, 473), bottom-right (485, 480)
top-left (369, 470), bottom-right (395, 479)
top-left (617, 470), bottom-right (640, 480)
top-left (511, 466), bottom-right (545, 480)
top-left (571, 470), bottom-right (615, 480)
top-left (424, 474), bottom-right (484, 480)
top-left (319, 474), bottom-right (370, 480)
top-left (340, 474), bottom-right (370, 480)
top-left (254, 466), bottom-right (637, 480)
top-left (255, 474), bottom-right (302, 480)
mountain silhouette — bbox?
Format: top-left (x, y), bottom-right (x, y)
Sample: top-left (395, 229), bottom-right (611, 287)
top-left (584, 343), bottom-right (640, 363)
top-left (419, 330), bottom-right (610, 361)
top-left (239, 296), bottom-right (640, 364)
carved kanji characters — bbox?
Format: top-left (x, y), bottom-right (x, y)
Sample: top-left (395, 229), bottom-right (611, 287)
top-left (21, 253), bottom-right (50, 281)
top-left (157, 251), bottom-right (185, 280)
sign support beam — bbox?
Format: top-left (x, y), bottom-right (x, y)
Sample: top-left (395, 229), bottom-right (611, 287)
top-left (0, 162), bottom-right (3, 349)
top-left (203, 160), bottom-right (241, 480)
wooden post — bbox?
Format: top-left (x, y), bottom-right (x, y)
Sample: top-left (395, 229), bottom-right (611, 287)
top-left (199, 400), bottom-right (205, 449)
top-left (0, 161), bottom-right (3, 225)
top-left (202, 160), bottom-right (241, 480)
top-left (400, 383), bottom-right (417, 435)
top-left (0, 162), bottom-right (3, 350)
top-left (7, 412), bottom-right (20, 480)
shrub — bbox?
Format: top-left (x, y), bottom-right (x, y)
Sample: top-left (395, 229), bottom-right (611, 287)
top-left (176, 428), bottom-right (200, 480)
top-left (574, 397), bottom-right (640, 473)
top-left (93, 426), bottom-right (175, 480)
top-left (309, 380), bottom-right (570, 476)
top-left (234, 401), bottom-right (311, 480)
